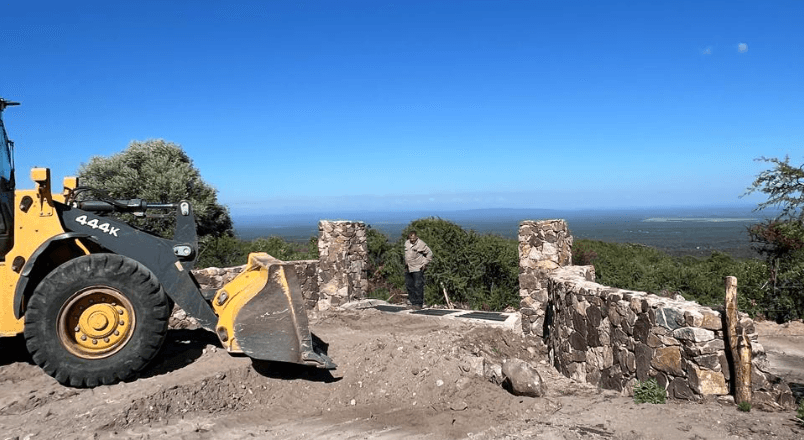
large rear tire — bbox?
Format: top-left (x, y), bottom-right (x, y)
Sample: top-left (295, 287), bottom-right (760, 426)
top-left (24, 254), bottom-right (170, 387)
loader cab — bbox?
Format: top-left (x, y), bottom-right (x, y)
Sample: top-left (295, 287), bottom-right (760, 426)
top-left (0, 99), bottom-right (17, 258)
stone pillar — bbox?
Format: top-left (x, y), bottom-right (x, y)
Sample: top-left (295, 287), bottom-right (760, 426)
top-left (518, 219), bottom-right (576, 336)
top-left (317, 220), bottom-right (368, 309)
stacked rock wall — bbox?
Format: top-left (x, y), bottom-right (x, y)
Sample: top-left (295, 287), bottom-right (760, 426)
top-left (544, 266), bottom-right (794, 408)
top-left (518, 220), bottom-right (575, 338)
top-left (316, 220), bottom-right (368, 310)
top-left (517, 219), bottom-right (794, 407)
top-left (546, 266), bottom-right (735, 398)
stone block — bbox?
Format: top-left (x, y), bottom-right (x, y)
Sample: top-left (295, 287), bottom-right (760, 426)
top-left (567, 362), bottom-right (586, 383)
top-left (569, 331), bottom-right (587, 351)
top-left (646, 332), bottom-right (663, 348)
top-left (635, 343), bottom-right (653, 381)
top-left (569, 350), bottom-right (587, 362)
top-left (672, 327), bottom-right (715, 343)
top-left (693, 353), bottom-right (722, 371)
top-left (600, 365), bottom-right (624, 391)
top-left (502, 358), bottom-right (547, 397)
top-left (700, 311), bottom-right (722, 330)
top-left (630, 297), bottom-right (647, 313)
top-left (608, 305), bottom-right (623, 326)
top-left (655, 306), bottom-right (685, 330)
top-left (573, 299), bottom-right (589, 316)
top-left (684, 310), bottom-right (703, 327)
top-left (633, 314), bottom-right (652, 343)
top-left (651, 346), bottom-right (684, 376)
top-left (530, 318), bottom-right (545, 337)
top-left (658, 335), bottom-right (681, 346)
top-left (670, 377), bottom-right (695, 400)
top-left (587, 324), bottom-right (600, 347)
top-left (587, 305), bottom-right (602, 327)
top-left (688, 365), bottom-right (728, 395)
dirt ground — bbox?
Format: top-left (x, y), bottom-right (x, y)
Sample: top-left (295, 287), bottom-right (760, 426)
top-left (1, 307), bottom-right (803, 440)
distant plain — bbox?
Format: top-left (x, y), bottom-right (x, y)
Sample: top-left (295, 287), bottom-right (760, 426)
top-left (235, 206), bottom-right (774, 259)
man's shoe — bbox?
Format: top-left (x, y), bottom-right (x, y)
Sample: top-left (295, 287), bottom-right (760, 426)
top-left (411, 305), bottom-right (423, 310)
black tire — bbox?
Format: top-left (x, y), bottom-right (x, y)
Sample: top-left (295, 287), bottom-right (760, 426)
top-left (24, 254), bottom-right (170, 387)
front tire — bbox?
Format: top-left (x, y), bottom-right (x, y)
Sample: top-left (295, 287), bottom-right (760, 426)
top-left (24, 254), bottom-right (170, 387)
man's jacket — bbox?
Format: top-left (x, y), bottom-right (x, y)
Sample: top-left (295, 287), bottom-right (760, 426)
top-left (405, 239), bottom-right (433, 272)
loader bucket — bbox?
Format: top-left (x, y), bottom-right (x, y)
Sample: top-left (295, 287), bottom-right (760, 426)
top-left (212, 253), bottom-right (335, 369)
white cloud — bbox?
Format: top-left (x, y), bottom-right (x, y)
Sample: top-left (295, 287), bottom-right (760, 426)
top-left (702, 46), bottom-right (712, 55)
top-left (737, 43), bottom-right (748, 53)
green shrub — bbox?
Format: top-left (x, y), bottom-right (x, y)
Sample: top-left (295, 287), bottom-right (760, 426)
top-left (737, 401), bottom-right (751, 412)
top-left (797, 399), bottom-right (804, 422)
top-left (633, 378), bottom-right (666, 404)
top-left (197, 234), bottom-right (318, 268)
top-left (368, 287), bottom-right (391, 301)
top-left (573, 239), bottom-right (775, 318)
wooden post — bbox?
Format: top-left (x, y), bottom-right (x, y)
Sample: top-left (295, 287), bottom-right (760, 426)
top-left (725, 276), bottom-right (752, 405)
top-left (440, 282), bottom-right (454, 309)
top-left (737, 328), bottom-right (753, 405)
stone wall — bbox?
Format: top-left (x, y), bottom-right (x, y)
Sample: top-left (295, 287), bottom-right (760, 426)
top-left (544, 266), bottom-right (794, 408)
top-left (518, 219), bottom-right (794, 408)
top-left (316, 220), bottom-right (368, 310)
top-left (518, 220), bottom-right (575, 338)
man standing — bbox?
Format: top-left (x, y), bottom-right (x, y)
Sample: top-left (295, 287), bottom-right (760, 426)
top-left (404, 231), bottom-right (433, 310)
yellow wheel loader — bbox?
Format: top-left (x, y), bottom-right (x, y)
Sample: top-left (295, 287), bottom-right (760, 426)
top-left (0, 98), bottom-right (334, 387)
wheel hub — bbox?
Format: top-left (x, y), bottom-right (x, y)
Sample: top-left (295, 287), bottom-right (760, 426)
top-left (59, 287), bottom-right (135, 358)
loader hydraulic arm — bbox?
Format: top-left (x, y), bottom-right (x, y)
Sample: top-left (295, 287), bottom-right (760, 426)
top-left (69, 195), bottom-right (199, 260)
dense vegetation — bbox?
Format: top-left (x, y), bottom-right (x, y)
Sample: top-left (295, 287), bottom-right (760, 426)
top-left (573, 239), bottom-right (775, 318)
top-left (365, 218), bottom-right (520, 311)
top-left (77, 139), bottom-right (234, 242)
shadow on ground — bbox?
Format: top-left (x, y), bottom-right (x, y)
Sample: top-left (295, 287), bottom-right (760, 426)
top-left (140, 328), bottom-right (222, 378)
top-left (0, 335), bottom-right (33, 366)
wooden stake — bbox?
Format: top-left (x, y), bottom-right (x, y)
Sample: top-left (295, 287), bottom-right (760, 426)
top-left (725, 276), bottom-right (752, 405)
top-left (737, 328), bottom-right (753, 405)
top-left (725, 276), bottom-right (738, 358)
top-left (440, 282), bottom-right (454, 309)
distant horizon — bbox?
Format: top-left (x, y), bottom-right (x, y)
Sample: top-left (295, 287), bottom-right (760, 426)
top-left (233, 205), bottom-right (766, 259)
top-left (232, 203), bottom-right (774, 227)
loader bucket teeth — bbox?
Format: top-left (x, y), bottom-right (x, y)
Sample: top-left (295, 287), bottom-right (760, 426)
top-left (213, 253), bottom-right (335, 369)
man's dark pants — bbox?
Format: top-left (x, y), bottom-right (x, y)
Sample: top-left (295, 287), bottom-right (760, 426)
top-left (405, 270), bottom-right (425, 306)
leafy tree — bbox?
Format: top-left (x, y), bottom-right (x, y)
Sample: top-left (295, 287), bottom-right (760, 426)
top-left (744, 156), bottom-right (804, 219)
top-left (366, 218), bottom-right (520, 311)
top-left (744, 156), bottom-right (804, 320)
top-left (76, 139), bottom-right (233, 241)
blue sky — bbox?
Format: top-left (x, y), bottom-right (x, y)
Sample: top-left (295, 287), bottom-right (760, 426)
top-left (2, 1), bottom-right (802, 218)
